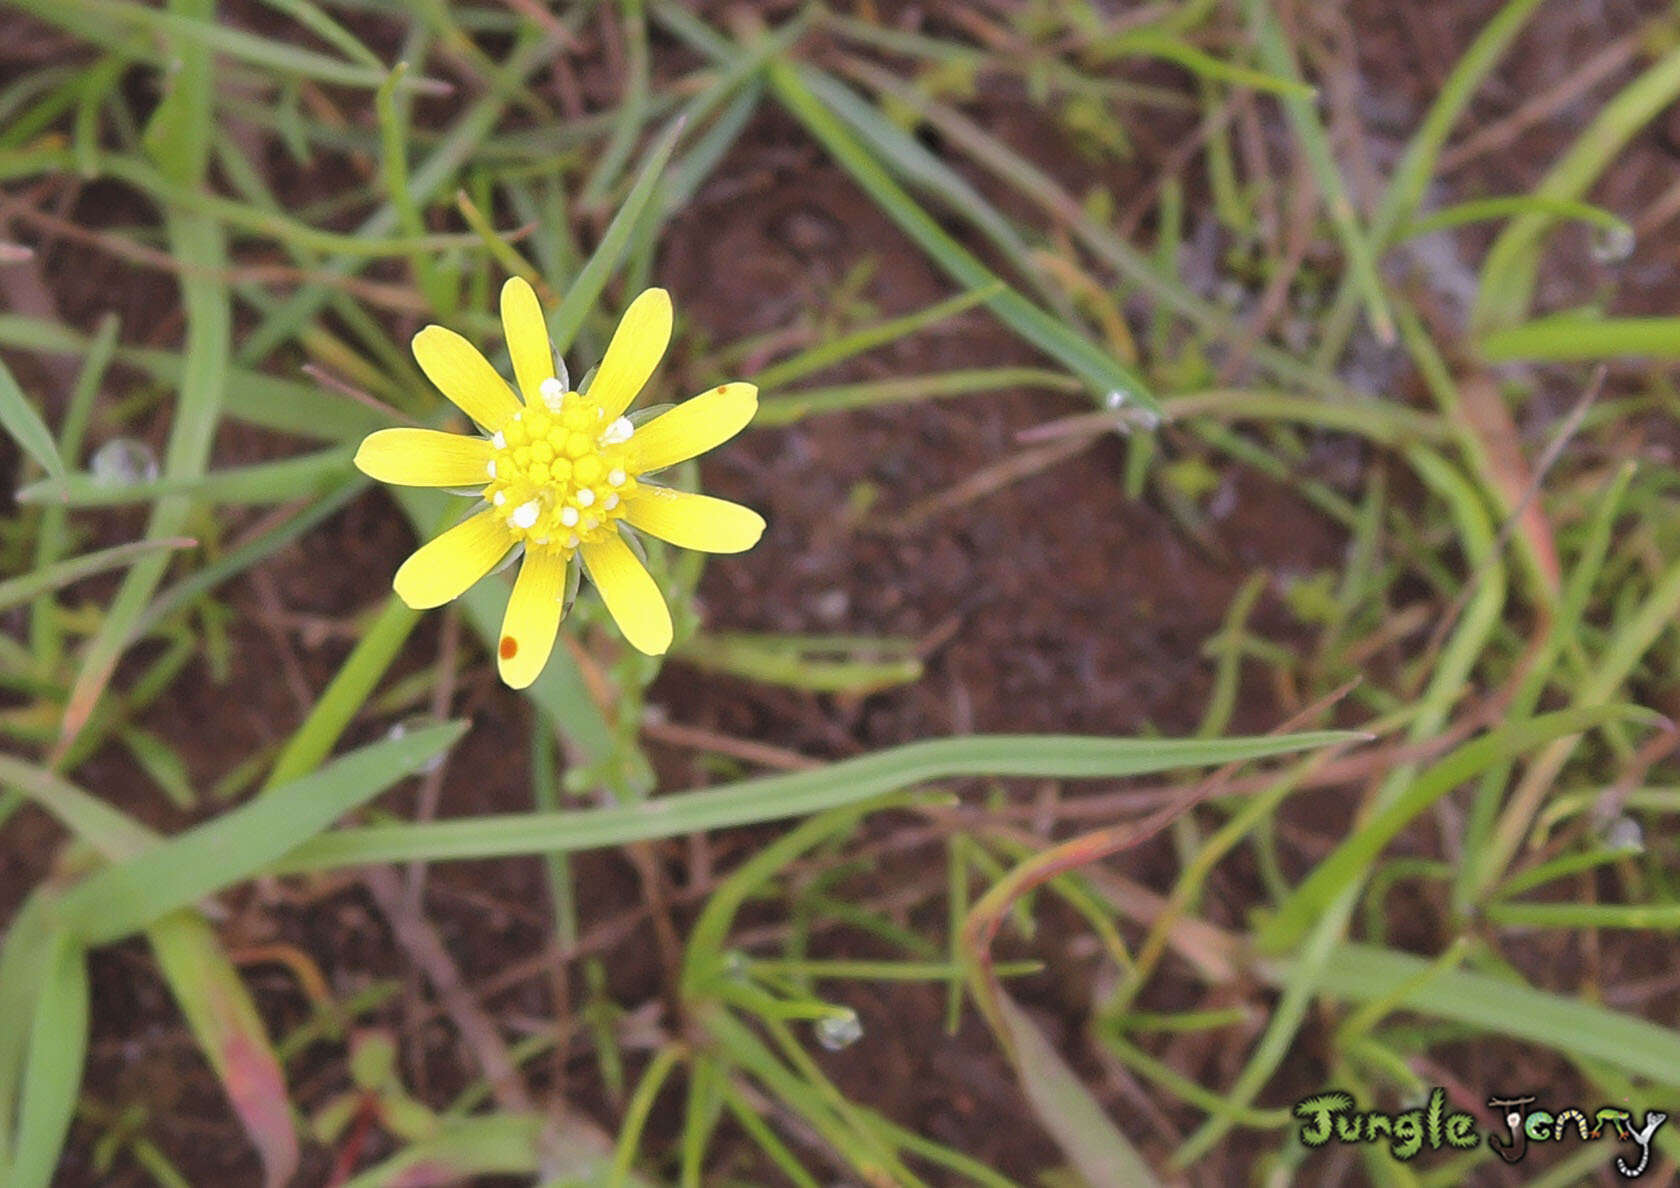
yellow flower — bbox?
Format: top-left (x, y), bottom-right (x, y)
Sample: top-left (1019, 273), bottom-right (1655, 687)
top-left (354, 278), bottom-right (763, 688)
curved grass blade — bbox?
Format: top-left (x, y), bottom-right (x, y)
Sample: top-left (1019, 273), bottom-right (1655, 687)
top-left (767, 60), bottom-right (1159, 414)
top-left (278, 731), bottom-right (1358, 871)
top-left (1088, 28), bottom-right (1314, 99)
top-left (58, 722), bottom-right (466, 944)
top-left (1472, 41), bottom-right (1680, 332)
top-left (1403, 195), bottom-right (1627, 240)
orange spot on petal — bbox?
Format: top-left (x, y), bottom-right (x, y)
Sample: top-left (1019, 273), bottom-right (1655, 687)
top-left (716, 385), bottom-right (727, 394)
top-left (499, 636), bottom-right (518, 660)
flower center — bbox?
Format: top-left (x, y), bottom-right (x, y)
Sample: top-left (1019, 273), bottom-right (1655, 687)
top-left (484, 381), bottom-right (638, 555)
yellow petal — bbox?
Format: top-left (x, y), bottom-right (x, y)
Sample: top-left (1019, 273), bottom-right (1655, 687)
top-left (629, 382), bottom-right (757, 473)
top-left (392, 509), bottom-right (514, 610)
top-left (500, 276), bottom-right (554, 404)
top-left (580, 532), bottom-right (672, 655)
top-left (497, 548), bottom-right (567, 689)
top-left (588, 288), bottom-right (672, 420)
top-left (354, 428), bottom-right (493, 488)
top-left (622, 487), bottom-right (765, 554)
top-left (411, 324), bottom-right (521, 430)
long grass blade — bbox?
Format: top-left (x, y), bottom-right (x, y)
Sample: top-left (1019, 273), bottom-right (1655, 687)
top-left (279, 731), bottom-right (1357, 870)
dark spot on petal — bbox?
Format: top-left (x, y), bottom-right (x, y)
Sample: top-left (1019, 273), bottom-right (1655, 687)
top-left (499, 636), bottom-right (518, 660)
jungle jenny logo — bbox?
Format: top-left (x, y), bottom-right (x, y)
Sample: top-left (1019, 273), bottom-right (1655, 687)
top-left (1293, 1088), bottom-right (1668, 1178)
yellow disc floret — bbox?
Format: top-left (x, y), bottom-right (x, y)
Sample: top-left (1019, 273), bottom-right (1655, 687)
top-left (483, 379), bottom-right (639, 557)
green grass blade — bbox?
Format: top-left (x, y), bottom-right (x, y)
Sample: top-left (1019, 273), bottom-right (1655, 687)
top-left (0, 893), bottom-right (56, 1167)
top-left (997, 992), bottom-right (1160, 1187)
top-left (338, 1116), bottom-right (543, 1187)
top-left (1257, 705), bottom-right (1651, 955)
top-left (16, 0), bottom-right (439, 95)
top-left (1473, 41), bottom-right (1680, 332)
top-left (1479, 315), bottom-right (1680, 361)
top-left (1246, 0), bottom-right (1392, 344)
top-left (16, 448), bottom-right (351, 508)
top-left (547, 114), bottom-right (686, 358)
top-left (56, 0), bottom-right (229, 755)
top-left (0, 353), bottom-right (65, 483)
top-left (264, 595), bottom-right (421, 788)
top-left (8, 930), bottom-right (88, 1188)
top-left (1483, 901), bottom-right (1680, 929)
top-left (279, 731), bottom-right (1358, 870)
top-left (0, 753), bottom-right (157, 859)
top-left (1403, 195), bottom-right (1627, 240)
top-left (0, 315), bottom-right (387, 442)
top-left (29, 312), bottom-right (117, 665)
top-left (255, 0), bottom-right (385, 71)
top-left (148, 913), bottom-right (298, 1188)
top-left (1313, 0), bottom-right (1548, 366)
top-left (754, 367), bottom-right (1081, 427)
top-left (674, 632), bottom-right (923, 694)
top-left (751, 283), bottom-right (1005, 391)
top-left (59, 722), bottom-right (467, 944)
top-left (767, 59), bottom-right (1159, 414)
top-left (1262, 942), bottom-right (1680, 1088)
top-left (1094, 28), bottom-right (1314, 99)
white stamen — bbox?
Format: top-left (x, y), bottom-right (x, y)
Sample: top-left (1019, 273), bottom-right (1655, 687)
top-left (535, 536), bottom-right (550, 546)
top-left (491, 430), bottom-right (506, 449)
top-left (492, 491), bottom-right (507, 506)
top-left (511, 500), bottom-right (540, 529)
top-left (486, 459), bottom-right (497, 477)
top-left (600, 417), bottom-right (634, 445)
top-left (603, 493), bottom-right (619, 510)
top-left (583, 516), bottom-right (598, 531)
top-left (566, 533), bottom-right (580, 549)
top-left (607, 467), bottom-right (626, 486)
top-left (539, 377), bottom-right (565, 410)
top-left (577, 488), bottom-right (595, 507)
top-left (559, 506), bottom-right (579, 527)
